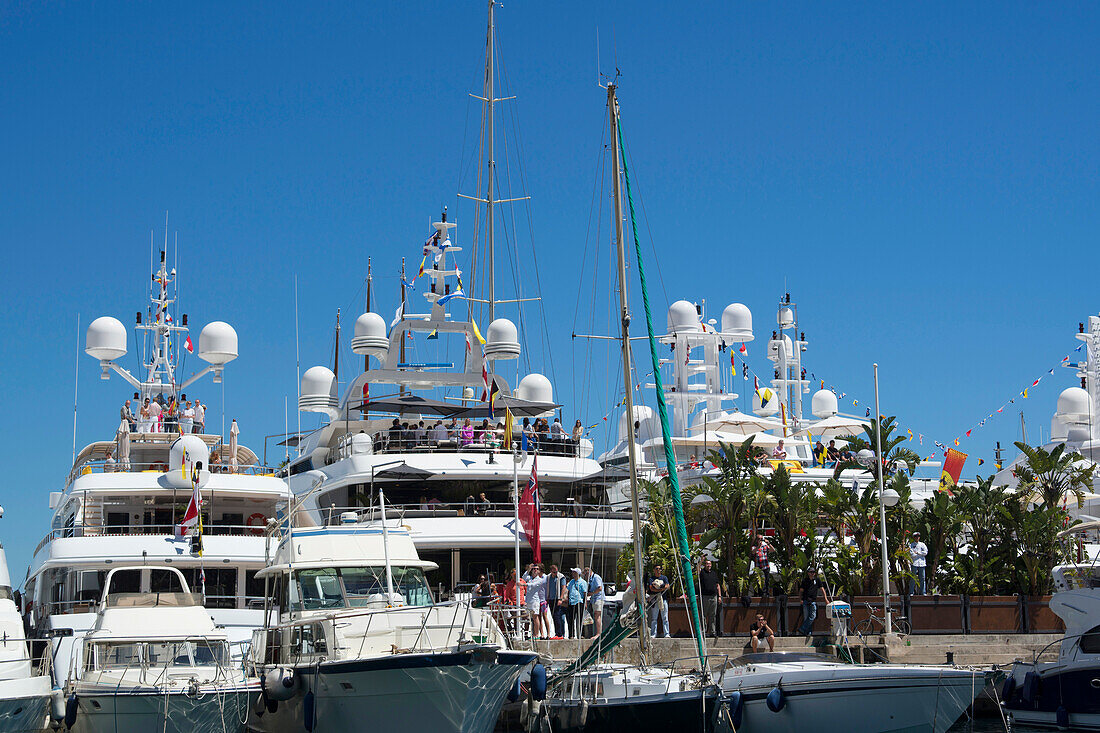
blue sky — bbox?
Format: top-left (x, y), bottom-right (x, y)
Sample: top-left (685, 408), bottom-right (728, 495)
top-left (1, 2), bottom-right (1098, 578)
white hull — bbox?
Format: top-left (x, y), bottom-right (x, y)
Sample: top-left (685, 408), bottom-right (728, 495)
top-left (251, 649), bottom-right (534, 733)
top-left (0, 675), bottom-right (52, 733)
top-left (722, 664), bottom-right (987, 733)
top-left (70, 687), bottom-right (252, 733)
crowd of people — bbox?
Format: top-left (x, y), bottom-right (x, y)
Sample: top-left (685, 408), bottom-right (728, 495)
top-left (473, 564), bottom-right (606, 640)
top-left (378, 415), bottom-right (585, 454)
top-left (120, 392), bottom-right (206, 435)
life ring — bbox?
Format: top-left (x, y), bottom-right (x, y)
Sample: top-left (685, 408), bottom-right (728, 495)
top-left (247, 513), bottom-right (267, 535)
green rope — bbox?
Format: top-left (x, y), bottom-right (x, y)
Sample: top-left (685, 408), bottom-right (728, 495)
top-left (616, 120), bottom-right (706, 669)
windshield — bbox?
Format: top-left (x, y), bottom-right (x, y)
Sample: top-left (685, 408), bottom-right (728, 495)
top-left (95, 640), bottom-right (228, 669)
top-left (294, 567), bottom-right (433, 609)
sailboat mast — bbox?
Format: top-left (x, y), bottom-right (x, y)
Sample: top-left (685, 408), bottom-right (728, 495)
top-left (399, 258), bottom-right (407, 395)
top-left (484, 0), bottom-right (496, 322)
top-left (608, 83), bottom-right (649, 659)
top-left (365, 257), bottom-right (372, 371)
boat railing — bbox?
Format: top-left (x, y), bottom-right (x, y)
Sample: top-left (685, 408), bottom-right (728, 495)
top-left (35, 522), bottom-right (268, 555)
top-left (345, 430), bottom-right (583, 460)
top-left (316, 503), bottom-right (632, 525)
top-left (69, 458), bottom-right (277, 484)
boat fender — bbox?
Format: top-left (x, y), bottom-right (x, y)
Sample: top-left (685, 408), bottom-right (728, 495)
top-left (507, 678), bottom-right (523, 702)
top-left (253, 688), bottom-right (267, 718)
top-left (1000, 676), bottom-right (1016, 702)
top-left (1021, 671), bottom-right (1040, 704)
top-left (1056, 705), bottom-right (1069, 730)
top-left (303, 689), bottom-right (316, 732)
top-left (50, 688), bottom-right (66, 722)
top-left (727, 691), bottom-right (744, 728)
top-left (530, 664), bottom-right (547, 701)
top-left (766, 685), bottom-right (786, 712)
top-left (64, 693), bottom-right (79, 730)
top-left (264, 667), bottom-right (301, 701)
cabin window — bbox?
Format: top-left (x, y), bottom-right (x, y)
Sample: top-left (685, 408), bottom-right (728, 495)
top-left (245, 570), bottom-right (265, 608)
top-left (296, 569), bottom-right (343, 610)
top-left (291, 622), bottom-right (327, 659)
top-left (98, 642), bottom-right (143, 669)
top-left (1081, 624), bottom-right (1100, 654)
top-left (146, 640), bottom-right (228, 667)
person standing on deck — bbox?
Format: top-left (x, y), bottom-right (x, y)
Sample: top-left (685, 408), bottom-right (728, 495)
top-left (909, 532), bottom-right (928, 595)
top-left (566, 568), bottom-right (588, 639)
top-left (583, 567), bottom-right (605, 637)
top-left (546, 565), bottom-right (565, 638)
top-left (645, 564), bottom-right (671, 638)
top-left (797, 568), bottom-right (825, 636)
top-left (697, 558), bottom-right (724, 638)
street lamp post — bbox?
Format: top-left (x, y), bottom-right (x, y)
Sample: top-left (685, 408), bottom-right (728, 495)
top-left (872, 363), bottom-right (899, 634)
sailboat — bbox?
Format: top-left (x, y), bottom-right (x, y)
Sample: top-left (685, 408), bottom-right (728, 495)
top-left (544, 80), bottom-right (996, 733)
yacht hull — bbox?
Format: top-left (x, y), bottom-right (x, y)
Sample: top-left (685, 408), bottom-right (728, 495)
top-left (0, 675), bottom-right (52, 733)
top-left (543, 687), bottom-right (719, 733)
top-left (722, 665), bottom-right (987, 733)
top-left (1003, 665), bottom-right (1100, 731)
top-left (69, 686), bottom-right (252, 733)
top-left (250, 648), bottom-right (535, 733)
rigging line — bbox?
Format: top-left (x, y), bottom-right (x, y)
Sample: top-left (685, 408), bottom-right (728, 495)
top-left (456, 93), bottom-right (476, 196)
top-left (579, 142), bottom-right (609, 430)
top-left (622, 142), bottom-right (670, 305)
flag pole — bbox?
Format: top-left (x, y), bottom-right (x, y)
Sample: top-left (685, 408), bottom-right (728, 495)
top-left (513, 442), bottom-right (521, 609)
top-left (873, 362), bottom-right (892, 634)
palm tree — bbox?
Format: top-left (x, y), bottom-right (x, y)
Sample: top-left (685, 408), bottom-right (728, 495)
top-left (1013, 442), bottom-right (1094, 509)
top-left (914, 489), bottom-right (965, 593)
top-left (841, 415), bottom-right (922, 480)
top-left (952, 476), bottom-right (1012, 594)
top-left (765, 465), bottom-right (819, 594)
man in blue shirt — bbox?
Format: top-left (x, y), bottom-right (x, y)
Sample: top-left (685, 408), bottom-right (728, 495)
top-left (566, 568), bottom-right (588, 639)
top-left (583, 567), bottom-right (605, 636)
top-left (546, 565), bottom-right (565, 638)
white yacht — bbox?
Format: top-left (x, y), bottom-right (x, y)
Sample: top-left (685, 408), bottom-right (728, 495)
top-left (598, 295), bottom-right (944, 504)
top-left (248, 508), bottom-right (537, 733)
top-left (0, 506), bottom-right (53, 733)
top-left (24, 251), bottom-right (287, 691)
top-left (1002, 520), bottom-right (1100, 730)
top-left (64, 565), bottom-right (254, 733)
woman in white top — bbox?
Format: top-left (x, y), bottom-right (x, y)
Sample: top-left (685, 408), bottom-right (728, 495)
top-left (179, 401), bottom-right (195, 433)
top-left (149, 399), bottom-right (163, 432)
top-left (138, 398), bottom-right (153, 433)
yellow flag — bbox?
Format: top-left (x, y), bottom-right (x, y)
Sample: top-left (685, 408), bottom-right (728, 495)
top-left (1022, 388), bottom-right (1028, 399)
top-left (470, 318), bottom-right (486, 345)
top-left (504, 408), bottom-right (514, 449)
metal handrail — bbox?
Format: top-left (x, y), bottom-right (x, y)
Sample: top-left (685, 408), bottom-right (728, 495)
top-left (70, 459), bottom-right (278, 484)
top-left (356, 430), bottom-right (582, 459)
top-left (36, 522), bottom-right (270, 554)
top-left (319, 503), bottom-right (631, 524)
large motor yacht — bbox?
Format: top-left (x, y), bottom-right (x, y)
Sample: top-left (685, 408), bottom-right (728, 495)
top-left (0, 506), bottom-right (52, 733)
top-left (24, 251), bottom-right (287, 689)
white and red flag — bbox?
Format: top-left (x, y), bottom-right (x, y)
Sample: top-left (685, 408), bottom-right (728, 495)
top-left (517, 456), bottom-right (542, 563)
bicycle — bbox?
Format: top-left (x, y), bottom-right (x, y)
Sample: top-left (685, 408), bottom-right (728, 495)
top-left (854, 602), bottom-right (911, 636)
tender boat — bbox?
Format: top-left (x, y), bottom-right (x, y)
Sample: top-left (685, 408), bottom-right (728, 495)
top-left (64, 565), bottom-right (254, 732)
top-left (0, 506), bottom-right (53, 733)
top-left (1002, 520), bottom-right (1100, 730)
top-left (247, 505), bottom-right (537, 733)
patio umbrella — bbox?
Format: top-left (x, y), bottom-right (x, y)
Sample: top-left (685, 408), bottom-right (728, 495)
top-left (229, 419), bottom-right (239, 470)
top-left (354, 394), bottom-right (467, 417)
top-left (696, 411), bottom-right (785, 434)
top-left (116, 419), bottom-right (131, 470)
top-left (795, 414), bottom-right (870, 440)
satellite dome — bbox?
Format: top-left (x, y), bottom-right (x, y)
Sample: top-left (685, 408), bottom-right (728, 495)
top-left (198, 322), bottom-right (238, 365)
top-left (667, 300), bottom-right (701, 334)
top-left (484, 318), bottom-right (521, 360)
top-left (351, 312), bottom-right (389, 359)
top-left (777, 306), bottom-right (794, 328)
top-left (1050, 415), bottom-right (1068, 442)
top-left (752, 384), bottom-right (780, 416)
top-left (811, 389), bottom-right (838, 418)
top-left (300, 366), bottom-right (338, 413)
top-left (856, 448), bottom-right (876, 467)
top-left (166, 434), bottom-right (210, 489)
top-left (619, 405), bottom-right (658, 444)
top-left (515, 373), bottom-right (552, 404)
top-left (1056, 387), bottom-right (1091, 426)
top-left (86, 316), bottom-right (127, 362)
top-left (721, 303), bottom-right (753, 341)
top-left (1067, 425), bottom-right (1092, 444)
top-left (767, 334), bottom-right (793, 362)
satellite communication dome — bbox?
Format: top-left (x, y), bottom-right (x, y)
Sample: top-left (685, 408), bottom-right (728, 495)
top-left (752, 385), bottom-right (780, 416)
top-left (198, 322), bottom-right (238, 365)
top-left (1056, 387), bottom-right (1091, 426)
top-left (484, 318), bottom-right (521, 360)
top-left (619, 405), bottom-right (658, 444)
top-left (86, 316), bottom-right (127, 362)
top-left (777, 306), bottom-right (794, 328)
top-left (1067, 425), bottom-right (1092, 444)
top-left (166, 434), bottom-right (210, 488)
top-left (720, 303), bottom-right (753, 341)
top-left (515, 373), bottom-right (552, 404)
top-left (856, 448), bottom-right (876, 467)
top-left (1050, 415), bottom-right (1068, 442)
top-left (299, 366), bottom-right (338, 412)
top-left (666, 300), bottom-right (701, 334)
top-left (767, 334), bottom-right (793, 362)
top-left (351, 312), bottom-right (389, 359)
top-left (811, 389), bottom-right (838, 418)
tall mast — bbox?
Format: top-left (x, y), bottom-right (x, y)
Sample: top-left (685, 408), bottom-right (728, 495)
top-left (399, 258), bottom-right (407, 395)
top-left (484, 0), bottom-right (496, 322)
top-left (365, 258), bottom-right (372, 372)
top-left (608, 83), bottom-right (649, 660)
top-left (334, 308), bottom-right (341, 383)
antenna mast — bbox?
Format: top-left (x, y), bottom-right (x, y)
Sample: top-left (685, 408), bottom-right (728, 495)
top-left (485, 0), bottom-right (496, 322)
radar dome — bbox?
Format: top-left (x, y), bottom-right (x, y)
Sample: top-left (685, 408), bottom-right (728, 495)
top-left (1056, 387), bottom-right (1091, 426)
top-left (619, 405), bottom-right (658, 444)
top-left (1067, 425), bottom-right (1092, 444)
top-left (484, 318), bottom-right (521, 360)
top-left (1050, 415), bottom-right (1068, 442)
top-left (86, 316), bottom-right (127, 362)
top-left (300, 366), bottom-right (338, 413)
top-left (351, 312), bottom-right (388, 359)
top-left (721, 303), bottom-right (753, 341)
top-left (667, 300), bottom-right (701, 334)
top-left (166, 434), bottom-right (210, 489)
top-left (777, 306), bottom-right (794, 327)
top-left (515, 373), bottom-right (552, 404)
top-left (198, 322), bottom-right (238, 365)
top-left (811, 389), bottom-right (838, 418)
top-left (752, 384), bottom-right (780, 416)
top-left (767, 334), bottom-right (793, 362)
